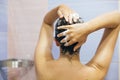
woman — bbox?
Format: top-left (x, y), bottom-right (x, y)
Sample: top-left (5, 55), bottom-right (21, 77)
top-left (35, 4), bottom-right (120, 80)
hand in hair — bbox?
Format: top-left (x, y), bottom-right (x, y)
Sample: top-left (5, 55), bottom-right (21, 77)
top-left (57, 23), bottom-right (88, 51)
top-left (44, 4), bottom-right (80, 25)
top-left (57, 11), bottom-right (120, 51)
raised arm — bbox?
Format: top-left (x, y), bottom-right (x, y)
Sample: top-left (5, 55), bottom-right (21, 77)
top-left (35, 6), bottom-right (59, 65)
top-left (34, 4), bottom-right (78, 67)
top-left (86, 11), bottom-right (120, 72)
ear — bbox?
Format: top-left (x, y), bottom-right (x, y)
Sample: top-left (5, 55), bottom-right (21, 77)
top-left (54, 38), bottom-right (60, 46)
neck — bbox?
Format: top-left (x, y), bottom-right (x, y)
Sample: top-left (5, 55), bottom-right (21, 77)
top-left (60, 49), bottom-right (80, 61)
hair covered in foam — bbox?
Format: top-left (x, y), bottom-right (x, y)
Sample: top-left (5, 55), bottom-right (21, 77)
top-left (55, 17), bottom-right (83, 55)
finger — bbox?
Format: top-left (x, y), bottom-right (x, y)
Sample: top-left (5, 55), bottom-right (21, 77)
top-left (64, 38), bottom-right (77, 46)
top-left (58, 9), bottom-right (69, 20)
top-left (57, 30), bottom-right (70, 37)
top-left (63, 13), bottom-right (69, 22)
top-left (79, 18), bottom-right (84, 23)
top-left (68, 14), bottom-right (73, 24)
top-left (57, 10), bottom-right (63, 18)
top-left (72, 13), bottom-right (80, 22)
top-left (57, 25), bottom-right (72, 30)
top-left (74, 43), bottom-right (82, 51)
top-left (60, 35), bottom-right (71, 43)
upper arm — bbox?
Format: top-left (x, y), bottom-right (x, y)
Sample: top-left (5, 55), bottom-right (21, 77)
top-left (35, 22), bottom-right (53, 64)
top-left (38, 22), bottom-right (53, 50)
top-left (87, 25), bottom-right (120, 71)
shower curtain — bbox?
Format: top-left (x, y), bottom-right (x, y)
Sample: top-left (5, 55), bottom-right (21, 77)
top-left (8, 0), bottom-right (47, 80)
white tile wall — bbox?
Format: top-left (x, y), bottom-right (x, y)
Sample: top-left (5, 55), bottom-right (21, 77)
top-left (0, 0), bottom-right (7, 60)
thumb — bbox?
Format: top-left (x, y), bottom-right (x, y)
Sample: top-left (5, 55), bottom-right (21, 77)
top-left (57, 10), bottom-right (63, 18)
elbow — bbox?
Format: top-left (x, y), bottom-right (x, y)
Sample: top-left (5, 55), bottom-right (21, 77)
top-left (115, 11), bottom-right (120, 25)
top-left (43, 14), bottom-right (53, 26)
top-left (110, 11), bottom-right (120, 27)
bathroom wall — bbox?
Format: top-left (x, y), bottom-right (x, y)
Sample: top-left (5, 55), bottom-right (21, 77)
top-left (0, 0), bottom-right (7, 60)
top-left (49, 0), bottom-right (119, 80)
top-left (0, 0), bottom-right (7, 80)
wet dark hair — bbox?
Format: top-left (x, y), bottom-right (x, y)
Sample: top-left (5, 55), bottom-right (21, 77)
top-left (55, 17), bottom-right (83, 55)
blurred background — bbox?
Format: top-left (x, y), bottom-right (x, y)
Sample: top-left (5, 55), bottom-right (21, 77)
top-left (0, 0), bottom-right (120, 80)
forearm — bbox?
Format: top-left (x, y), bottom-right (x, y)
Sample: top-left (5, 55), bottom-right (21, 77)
top-left (86, 11), bottom-right (120, 70)
top-left (44, 7), bottom-right (59, 25)
top-left (86, 11), bottom-right (120, 34)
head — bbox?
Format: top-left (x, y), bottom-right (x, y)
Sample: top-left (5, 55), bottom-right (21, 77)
top-left (55, 17), bottom-right (83, 55)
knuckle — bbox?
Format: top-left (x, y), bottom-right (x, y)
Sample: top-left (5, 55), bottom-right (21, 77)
top-left (72, 38), bottom-right (76, 42)
top-left (69, 33), bottom-right (72, 38)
